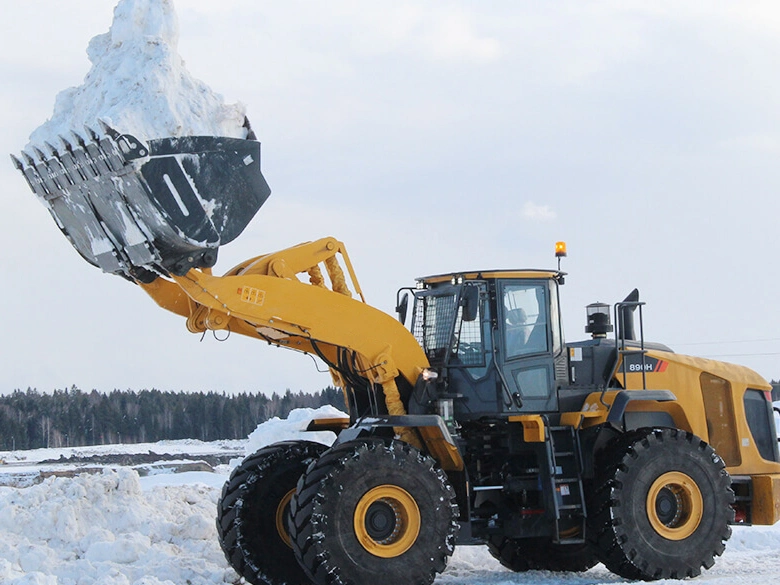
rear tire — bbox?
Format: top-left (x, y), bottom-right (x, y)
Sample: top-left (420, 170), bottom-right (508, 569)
top-left (587, 428), bottom-right (733, 581)
top-left (289, 438), bottom-right (459, 585)
top-left (216, 440), bottom-right (327, 585)
top-left (487, 536), bottom-right (597, 572)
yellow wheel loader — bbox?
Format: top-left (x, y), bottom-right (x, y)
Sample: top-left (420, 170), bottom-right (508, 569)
top-left (13, 128), bottom-right (780, 585)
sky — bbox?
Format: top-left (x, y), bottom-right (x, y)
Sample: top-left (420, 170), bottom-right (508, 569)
top-left (1, 1), bottom-right (779, 396)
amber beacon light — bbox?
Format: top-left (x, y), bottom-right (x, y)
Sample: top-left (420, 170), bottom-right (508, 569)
top-left (555, 241), bottom-right (567, 270)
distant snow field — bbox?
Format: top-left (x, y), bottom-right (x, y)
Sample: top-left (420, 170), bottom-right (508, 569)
top-left (2, 406), bottom-right (780, 585)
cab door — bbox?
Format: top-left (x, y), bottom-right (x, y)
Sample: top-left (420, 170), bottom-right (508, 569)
top-left (498, 280), bottom-right (558, 412)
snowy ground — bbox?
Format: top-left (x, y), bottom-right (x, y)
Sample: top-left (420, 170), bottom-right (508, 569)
top-left (2, 408), bottom-right (780, 585)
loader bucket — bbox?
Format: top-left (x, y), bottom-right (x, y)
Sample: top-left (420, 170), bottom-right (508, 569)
top-left (11, 122), bottom-right (271, 282)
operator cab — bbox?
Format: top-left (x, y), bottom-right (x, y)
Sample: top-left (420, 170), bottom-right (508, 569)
top-left (405, 270), bottom-right (567, 420)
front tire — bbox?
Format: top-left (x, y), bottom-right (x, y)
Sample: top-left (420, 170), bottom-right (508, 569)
top-left (217, 440), bottom-right (327, 585)
top-left (289, 438), bottom-right (459, 585)
top-left (587, 428), bottom-right (734, 580)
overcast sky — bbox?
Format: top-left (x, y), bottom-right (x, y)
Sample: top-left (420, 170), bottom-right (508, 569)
top-left (1, 1), bottom-right (779, 396)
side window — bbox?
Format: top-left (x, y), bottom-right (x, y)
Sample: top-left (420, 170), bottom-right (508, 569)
top-left (451, 285), bottom-right (491, 378)
top-left (453, 290), bottom-right (484, 367)
top-left (514, 366), bottom-right (552, 398)
top-left (744, 389), bottom-right (779, 462)
top-left (412, 293), bottom-right (457, 361)
top-left (502, 284), bottom-right (548, 358)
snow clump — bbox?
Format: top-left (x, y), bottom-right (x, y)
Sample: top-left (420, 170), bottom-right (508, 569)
top-left (244, 406), bottom-right (348, 455)
top-left (26, 0), bottom-right (247, 152)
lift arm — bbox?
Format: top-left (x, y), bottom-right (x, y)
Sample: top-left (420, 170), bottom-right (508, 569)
top-left (139, 237), bottom-right (430, 424)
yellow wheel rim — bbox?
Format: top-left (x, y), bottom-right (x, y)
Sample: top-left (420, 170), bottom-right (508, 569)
top-left (646, 471), bottom-right (703, 541)
top-left (353, 485), bottom-right (421, 558)
top-left (275, 488), bottom-right (296, 549)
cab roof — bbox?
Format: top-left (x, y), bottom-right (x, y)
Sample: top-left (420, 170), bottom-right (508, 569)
top-left (418, 269), bottom-right (565, 285)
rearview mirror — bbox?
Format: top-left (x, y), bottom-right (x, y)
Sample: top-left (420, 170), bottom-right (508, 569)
top-left (396, 293), bottom-right (410, 324)
top-left (461, 286), bottom-right (480, 322)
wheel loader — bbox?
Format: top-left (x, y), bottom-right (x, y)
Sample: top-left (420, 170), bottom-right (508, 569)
top-left (13, 128), bottom-right (780, 585)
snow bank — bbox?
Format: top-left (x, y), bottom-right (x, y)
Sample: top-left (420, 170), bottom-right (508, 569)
top-left (26, 0), bottom-right (247, 152)
top-left (244, 406), bottom-right (348, 455)
top-left (0, 439), bottom-right (244, 466)
top-left (0, 468), bottom-right (236, 585)
top-left (0, 407), bottom-right (349, 585)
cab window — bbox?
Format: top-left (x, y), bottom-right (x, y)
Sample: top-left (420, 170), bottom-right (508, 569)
top-left (503, 284), bottom-right (548, 358)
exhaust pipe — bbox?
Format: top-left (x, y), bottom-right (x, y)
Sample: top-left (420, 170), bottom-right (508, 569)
top-left (619, 288), bottom-right (640, 341)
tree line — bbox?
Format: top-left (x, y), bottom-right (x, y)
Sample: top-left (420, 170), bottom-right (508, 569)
top-left (0, 386), bottom-right (346, 451)
top-left (3, 380), bottom-right (778, 452)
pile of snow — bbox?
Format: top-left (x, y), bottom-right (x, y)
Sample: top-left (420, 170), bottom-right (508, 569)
top-left (0, 468), bottom-right (235, 585)
top-left (244, 405), bottom-right (347, 455)
top-left (0, 407), bottom-right (351, 585)
top-left (26, 0), bottom-right (247, 153)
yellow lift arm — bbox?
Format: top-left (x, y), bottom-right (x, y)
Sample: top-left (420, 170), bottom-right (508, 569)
top-left (138, 236), bottom-right (430, 424)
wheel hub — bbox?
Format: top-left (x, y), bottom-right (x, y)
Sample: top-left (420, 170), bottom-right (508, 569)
top-left (655, 486), bottom-right (683, 526)
top-left (353, 485), bottom-right (421, 558)
top-left (646, 471), bottom-right (703, 541)
top-left (365, 500), bottom-right (400, 543)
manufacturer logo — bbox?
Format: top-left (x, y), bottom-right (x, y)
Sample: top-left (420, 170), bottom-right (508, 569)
top-left (624, 356), bottom-right (669, 373)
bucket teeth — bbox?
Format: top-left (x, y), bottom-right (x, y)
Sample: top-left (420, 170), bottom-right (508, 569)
top-left (84, 125), bottom-right (101, 141)
top-left (59, 135), bottom-right (75, 153)
top-left (71, 130), bottom-right (87, 148)
top-left (243, 116), bottom-right (257, 141)
top-left (43, 141), bottom-right (59, 157)
top-left (56, 135), bottom-right (71, 151)
top-left (98, 120), bottom-right (120, 139)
